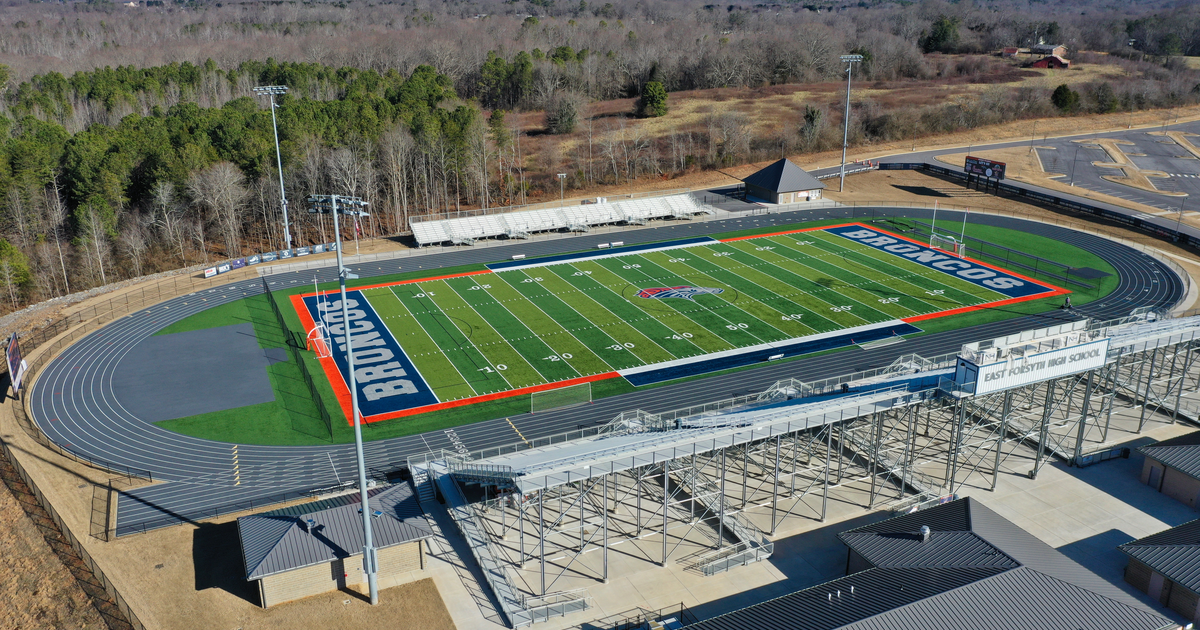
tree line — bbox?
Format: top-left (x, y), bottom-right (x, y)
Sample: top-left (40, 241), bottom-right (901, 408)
top-left (0, 0), bottom-right (1197, 316)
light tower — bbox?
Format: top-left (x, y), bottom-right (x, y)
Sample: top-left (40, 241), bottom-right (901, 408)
top-left (253, 85), bottom-right (293, 250)
top-left (838, 55), bottom-right (864, 193)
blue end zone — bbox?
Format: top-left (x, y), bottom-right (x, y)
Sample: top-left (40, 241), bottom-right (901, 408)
top-left (302, 291), bottom-right (439, 417)
top-left (487, 236), bottom-right (716, 271)
top-left (824, 225), bottom-right (1055, 299)
top-left (622, 322), bottom-right (922, 387)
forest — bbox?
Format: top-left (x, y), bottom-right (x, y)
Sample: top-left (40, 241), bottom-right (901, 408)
top-left (0, 0), bottom-right (1197, 313)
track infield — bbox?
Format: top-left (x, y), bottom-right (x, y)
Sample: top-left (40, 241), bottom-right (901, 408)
top-left (291, 222), bottom-right (1067, 424)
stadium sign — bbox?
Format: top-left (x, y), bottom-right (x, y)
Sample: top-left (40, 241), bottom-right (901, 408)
top-left (827, 226), bottom-right (1052, 299)
top-left (964, 156), bottom-right (1006, 180)
top-left (955, 338), bottom-right (1110, 395)
top-left (6, 333), bottom-right (26, 394)
top-left (636, 286), bottom-right (724, 300)
top-left (302, 293), bottom-right (437, 418)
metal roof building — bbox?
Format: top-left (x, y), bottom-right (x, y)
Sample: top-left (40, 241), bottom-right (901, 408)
top-left (1121, 519), bottom-right (1200, 625)
top-left (687, 498), bottom-right (1177, 630)
top-left (741, 159), bottom-right (826, 204)
top-left (237, 482), bottom-right (433, 607)
top-left (1138, 431), bottom-right (1200, 511)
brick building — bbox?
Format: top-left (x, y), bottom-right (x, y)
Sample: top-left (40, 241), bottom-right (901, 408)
top-left (238, 482), bottom-right (433, 607)
top-left (1139, 430), bottom-right (1200, 510)
top-left (742, 158), bottom-right (825, 204)
top-left (1121, 519), bottom-right (1200, 625)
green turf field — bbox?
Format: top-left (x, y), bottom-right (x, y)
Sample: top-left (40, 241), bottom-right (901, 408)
top-left (154, 216), bottom-right (1118, 446)
top-left (348, 227), bottom-right (1024, 405)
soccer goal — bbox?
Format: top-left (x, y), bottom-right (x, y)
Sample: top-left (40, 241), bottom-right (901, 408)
top-left (929, 233), bottom-right (963, 257)
top-left (531, 382), bottom-right (592, 413)
top-left (306, 323), bottom-right (332, 358)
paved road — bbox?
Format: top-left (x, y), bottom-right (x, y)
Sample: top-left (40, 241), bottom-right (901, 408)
top-left (28, 204), bottom-right (1184, 535)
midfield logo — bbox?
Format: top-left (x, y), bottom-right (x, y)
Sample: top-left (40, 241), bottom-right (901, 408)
top-left (636, 286), bottom-right (724, 300)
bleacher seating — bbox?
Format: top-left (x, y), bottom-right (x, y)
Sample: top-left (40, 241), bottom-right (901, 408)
top-left (410, 193), bottom-right (712, 246)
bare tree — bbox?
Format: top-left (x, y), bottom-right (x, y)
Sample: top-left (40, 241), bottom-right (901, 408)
top-left (152, 181), bottom-right (188, 264)
top-left (0, 259), bottom-right (18, 308)
top-left (187, 162), bottom-right (249, 257)
top-left (119, 217), bottom-right (149, 277)
top-left (42, 178), bottom-right (71, 295)
top-left (83, 206), bottom-right (110, 286)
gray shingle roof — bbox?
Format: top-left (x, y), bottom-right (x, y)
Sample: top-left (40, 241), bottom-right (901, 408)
top-left (1120, 518), bottom-right (1200, 594)
top-left (688, 498), bottom-right (1173, 630)
top-left (1138, 430), bottom-right (1200, 480)
top-left (741, 159), bottom-right (826, 193)
top-left (238, 482), bottom-right (432, 580)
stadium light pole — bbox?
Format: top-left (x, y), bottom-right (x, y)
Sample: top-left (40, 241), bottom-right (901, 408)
top-left (557, 173), bottom-right (566, 209)
top-left (838, 54), bottom-right (863, 193)
top-left (306, 193), bottom-right (379, 605)
top-left (254, 85), bottom-right (292, 251)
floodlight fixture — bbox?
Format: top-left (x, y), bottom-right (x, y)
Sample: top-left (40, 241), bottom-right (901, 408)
top-left (253, 85), bottom-right (292, 250)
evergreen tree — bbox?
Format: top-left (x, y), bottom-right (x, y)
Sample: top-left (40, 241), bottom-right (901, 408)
top-left (635, 81), bottom-right (668, 118)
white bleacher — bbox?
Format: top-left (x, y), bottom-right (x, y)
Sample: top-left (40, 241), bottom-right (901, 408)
top-left (410, 193), bottom-right (712, 245)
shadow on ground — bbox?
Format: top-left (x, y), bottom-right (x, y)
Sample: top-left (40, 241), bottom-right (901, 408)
top-left (193, 522), bottom-right (258, 606)
top-left (1057, 528), bottom-right (1188, 626)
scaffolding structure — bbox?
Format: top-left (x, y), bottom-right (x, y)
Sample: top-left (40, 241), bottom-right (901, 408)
top-left (410, 310), bottom-right (1200, 628)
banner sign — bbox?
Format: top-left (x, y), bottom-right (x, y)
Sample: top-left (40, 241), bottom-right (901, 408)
top-left (965, 156), bottom-right (1006, 180)
top-left (200, 242), bottom-right (340, 278)
top-left (826, 226), bottom-right (1054, 299)
top-left (296, 246), bottom-right (311, 256)
top-left (279, 249), bottom-right (293, 259)
top-left (314, 244), bottom-right (325, 254)
top-left (956, 338), bottom-right (1110, 396)
top-left (231, 258), bottom-right (246, 270)
top-left (217, 263), bottom-right (231, 274)
top-left (262, 251), bottom-right (278, 262)
top-left (204, 267), bottom-right (218, 278)
top-left (6, 333), bottom-right (26, 394)
top-left (248, 255), bottom-right (261, 265)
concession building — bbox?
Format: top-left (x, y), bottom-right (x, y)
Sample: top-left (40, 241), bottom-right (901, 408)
top-left (742, 158), bottom-right (826, 204)
top-left (238, 482), bottom-right (432, 607)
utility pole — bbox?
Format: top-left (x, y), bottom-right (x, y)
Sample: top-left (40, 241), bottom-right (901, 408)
top-left (253, 86), bottom-right (292, 250)
top-left (838, 54), bottom-right (863, 193)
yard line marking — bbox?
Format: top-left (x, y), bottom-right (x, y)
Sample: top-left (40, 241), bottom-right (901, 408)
top-left (561, 261), bottom-right (710, 356)
top-left (654, 250), bottom-right (823, 337)
top-left (467, 274), bottom-right (612, 375)
top-left (440, 278), bottom-right (577, 383)
top-left (541, 264), bottom-right (683, 359)
top-left (608, 252), bottom-right (775, 346)
top-left (378, 287), bottom-right (501, 395)
top-left (728, 239), bottom-right (923, 319)
top-left (791, 232), bottom-right (998, 310)
top-left (419, 280), bottom-right (551, 385)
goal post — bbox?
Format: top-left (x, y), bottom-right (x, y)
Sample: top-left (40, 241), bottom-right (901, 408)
top-left (306, 324), bottom-right (332, 358)
top-left (929, 233), bottom-right (963, 257)
top-left (531, 382), bottom-right (593, 413)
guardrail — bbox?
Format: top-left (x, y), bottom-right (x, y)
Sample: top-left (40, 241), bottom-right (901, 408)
top-left (1074, 446), bottom-right (1130, 468)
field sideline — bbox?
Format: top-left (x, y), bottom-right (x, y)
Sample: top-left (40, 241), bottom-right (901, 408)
top-left (293, 222), bottom-right (1066, 424)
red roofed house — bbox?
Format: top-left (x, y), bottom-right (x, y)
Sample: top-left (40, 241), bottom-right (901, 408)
top-left (1030, 55), bottom-right (1070, 69)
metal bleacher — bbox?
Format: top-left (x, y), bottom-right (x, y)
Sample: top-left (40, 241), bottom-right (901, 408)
top-left (410, 194), bottom-right (714, 246)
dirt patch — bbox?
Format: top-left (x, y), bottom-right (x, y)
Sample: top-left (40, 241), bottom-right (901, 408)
top-left (0, 452), bottom-right (109, 630)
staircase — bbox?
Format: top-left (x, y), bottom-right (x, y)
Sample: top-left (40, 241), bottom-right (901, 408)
top-left (673, 464), bottom-right (773, 575)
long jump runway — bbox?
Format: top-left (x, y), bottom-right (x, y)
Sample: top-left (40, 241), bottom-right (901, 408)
top-left (28, 208), bottom-right (1184, 535)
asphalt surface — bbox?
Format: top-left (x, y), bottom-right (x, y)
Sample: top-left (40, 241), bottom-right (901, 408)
top-left (27, 200), bottom-right (1184, 535)
top-left (839, 120), bottom-right (1200, 233)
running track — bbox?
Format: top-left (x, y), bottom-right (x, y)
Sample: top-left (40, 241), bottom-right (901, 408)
top-left (28, 207), bottom-right (1184, 535)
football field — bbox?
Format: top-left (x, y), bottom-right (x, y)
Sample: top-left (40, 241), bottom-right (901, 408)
top-left (293, 223), bottom-right (1066, 422)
